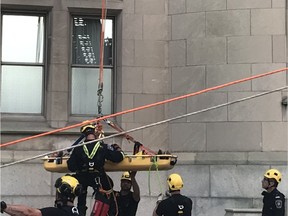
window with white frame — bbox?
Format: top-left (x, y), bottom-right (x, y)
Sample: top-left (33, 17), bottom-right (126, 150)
top-left (1, 13), bottom-right (45, 114)
top-left (71, 16), bottom-right (113, 115)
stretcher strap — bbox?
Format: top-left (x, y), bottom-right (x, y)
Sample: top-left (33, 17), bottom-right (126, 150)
top-left (148, 156), bottom-right (163, 197)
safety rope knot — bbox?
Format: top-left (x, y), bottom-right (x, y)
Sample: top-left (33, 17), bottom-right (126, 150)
top-left (97, 86), bottom-right (104, 116)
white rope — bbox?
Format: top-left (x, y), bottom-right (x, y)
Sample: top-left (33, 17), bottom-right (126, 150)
top-left (1, 86), bottom-right (287, 169)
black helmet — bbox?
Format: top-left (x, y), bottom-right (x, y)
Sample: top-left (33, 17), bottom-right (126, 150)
top-left (54, 175), bottom-right (82, 206)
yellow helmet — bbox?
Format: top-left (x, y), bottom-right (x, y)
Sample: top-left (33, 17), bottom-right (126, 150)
top-left (55, 175), bottom-right (82, 196)
top-left (80, 124), bottom-right (96, 136)
top-left (121, 172), bottom-right (131, 181)
top-left (167, 173), bottom-right (183, 191)
top-left (264, 169), bottom-right (282, 183)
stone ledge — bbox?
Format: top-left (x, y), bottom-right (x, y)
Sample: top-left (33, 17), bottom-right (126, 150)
top-left (225, 208), bottom-right (262, 212)
top-left (225, 208), bottom-right (262, 216)
top-left (248, 152), bottom-right (288, 164)
top-left (174, 152), bottom-right (197, 164)
top-left (1, 150), bottom-right (47, 164)
top-left (195, 152), bottom-right (247, 164)
top-left (178, 152), bottom-right (287, 165)
top-left (0, 150), bottom-right (14, 163)
top-left (14, 150), bottom-right (48, 164)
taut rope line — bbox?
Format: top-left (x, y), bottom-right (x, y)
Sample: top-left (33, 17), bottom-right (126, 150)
top-left (1, 85), bottom-right (287, 169)
top-left (1, 68), bottom-right (287, 148)
top-left (97, 0), bottom-right (107, 116)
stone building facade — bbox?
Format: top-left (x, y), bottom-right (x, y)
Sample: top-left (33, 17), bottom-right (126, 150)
top-left (1, 0), bottom-right (287, 215)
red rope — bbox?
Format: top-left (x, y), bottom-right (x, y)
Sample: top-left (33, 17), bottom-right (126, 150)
top-left (99, 0), bottom-right (106, 86)
top-left (1, 67), bottom-right (287, 148)
top-left (104, 120), bottom-right (156, 155)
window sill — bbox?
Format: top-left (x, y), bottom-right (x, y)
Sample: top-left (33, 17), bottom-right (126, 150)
top-left (1, 115), bottom-right (119, 135)
top-left (1, 115), bottom-right (50, 134)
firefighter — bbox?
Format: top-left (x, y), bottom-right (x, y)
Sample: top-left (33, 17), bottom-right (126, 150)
top-left (67, 123), bottom-right (125, 216)
top-left (153, 173), bottom-right (192, 216)
top-left (1, 175), bottom-right (82, 216)
top-left (261, 168), bottom-right (285, 216)
top-left (113, 171), bottom-right (140, 216)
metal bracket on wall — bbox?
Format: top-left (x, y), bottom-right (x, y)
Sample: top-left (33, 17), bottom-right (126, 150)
top-left (281, 96), bottom-right (287, 106)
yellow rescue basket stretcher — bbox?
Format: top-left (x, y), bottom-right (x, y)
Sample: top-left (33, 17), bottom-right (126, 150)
top-left (42, 153), bottom-right (177, 173)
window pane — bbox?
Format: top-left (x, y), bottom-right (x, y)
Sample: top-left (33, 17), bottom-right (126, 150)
top-left (1, 65), bottom-right (43, 113)
top-left (2, 15), bottom-right (44, 63)
top-left (72, 17), bottom-right (113, 65)
top-left (71, 68), bottom-right (112, 115)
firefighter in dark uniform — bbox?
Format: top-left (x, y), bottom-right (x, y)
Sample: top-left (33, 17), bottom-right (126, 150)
top-left (113, 171), bottom-right (140, 216)
top-left (1, 175), bottom-right (82, 216)
top-left (67, 123), bottom-right (125, 216)
top-left (153, 173), bottom-right (192, 216)
top-left (261, 168), bottom-right (285, 216)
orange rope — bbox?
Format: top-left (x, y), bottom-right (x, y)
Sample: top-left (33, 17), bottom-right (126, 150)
top-left (97, 0), bottom-right (107, 115)
top-left (105, 119), bottom-right (157, 155)
top-left (98, 0), bottom-right (106, 88)
top-left (1, 67), bottom-right (287, 148)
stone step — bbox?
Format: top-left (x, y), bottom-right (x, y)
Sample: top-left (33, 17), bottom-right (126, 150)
top-left (225, 208), bottom-right (262, 216)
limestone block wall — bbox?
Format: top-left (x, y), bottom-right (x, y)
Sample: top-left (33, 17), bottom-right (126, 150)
top-left (167, 0), bottom-right (288, 153)
top-left (165, 0), bottom-right (288, 215)
top-left (1, 0), bottom-right (288, 216)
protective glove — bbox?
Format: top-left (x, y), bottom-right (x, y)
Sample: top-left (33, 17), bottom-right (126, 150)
top-left (1, 201), bottom-right (7, 213)
top-left (129, 171), bottom-right (137, 178)
top-left (156, 193), bottom-right (164, 204)
top-left (165, 190), bottom-right (171, 197)
top-left (134, 141), bottom-right (142, 146)
top-left (111, 144), bottom-right (121, 151)
top-left (156, 190), bottom-right (171, 204)
top-left (133, 141), bottom-right (143, 154)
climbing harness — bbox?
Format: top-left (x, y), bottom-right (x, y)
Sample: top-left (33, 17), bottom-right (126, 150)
top-left (83, 142), bottom-right (100, 159)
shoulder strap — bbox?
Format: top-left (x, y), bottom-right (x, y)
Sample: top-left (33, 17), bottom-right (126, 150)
top-left (83, 142), bottom-right (100, 159)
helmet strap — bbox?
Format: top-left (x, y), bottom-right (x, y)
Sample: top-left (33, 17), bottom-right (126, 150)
top-left (265, 179), bottom-right (276, 192)
top-left (169, 189), bottom-right (180, 194)
top-left (55, 192), bottom-right (74, 208)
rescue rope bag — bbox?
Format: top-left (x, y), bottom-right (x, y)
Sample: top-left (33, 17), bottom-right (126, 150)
top-left (90, 192), bottom-right (110, 216)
